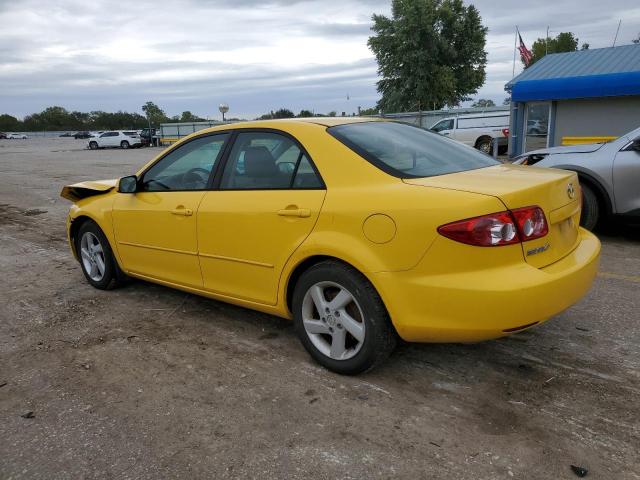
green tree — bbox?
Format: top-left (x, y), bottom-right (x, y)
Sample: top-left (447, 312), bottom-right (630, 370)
top-left (2, 107), bottom-right (149, 131)
top-left (273, 108), bottom-right (295, 119)
top-left (368, 0), bottom-right (487, 112)
top-left (0, 114), bottom-right (22, 131)
top-left (180, 111), bottom-right (203, 122)
top-left (359, 107), bottom-right (379, 116)
top-left (142, 101), bottom-right (169, 127)
top-left (526, 32), bottom-right (580, 68)
top-left (502, 97), bottom-right (511, 106)
top-left (471, 98), bottom-right (495, 108)
top-left (297, 109), bottom-right (314, 118)
top-left (257, 111), bottom-right (274, 120)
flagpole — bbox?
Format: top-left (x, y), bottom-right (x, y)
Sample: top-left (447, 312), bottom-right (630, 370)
top-left (512, 26), bottom-right (518, 77)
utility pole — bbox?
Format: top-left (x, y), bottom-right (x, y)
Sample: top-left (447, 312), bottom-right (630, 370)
top-left (545, 26), bottom-right (549, 55)
top-left (613, 19), bottom-right (622, 47)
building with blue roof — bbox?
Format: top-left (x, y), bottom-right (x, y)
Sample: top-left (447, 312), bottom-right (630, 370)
top-left (505, 43), bottom-right (640, 156)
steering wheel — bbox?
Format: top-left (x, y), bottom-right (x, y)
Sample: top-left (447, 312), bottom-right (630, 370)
top-left (182, 167), bottom-right (210, 188)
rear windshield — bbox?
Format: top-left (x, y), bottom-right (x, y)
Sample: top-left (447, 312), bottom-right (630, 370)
top-left (329, 121), bottom-right (498, 178)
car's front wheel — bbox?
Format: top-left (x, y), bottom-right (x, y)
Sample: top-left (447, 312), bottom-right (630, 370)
top-left (292, 260), bottom-right (397, 375)
top-left (89, 141), bottom-right (98, 150)
top-left (580, 183), bottom-right (600, 230)
top-left (76, 221), bottom-right (126, 289)
top-left (120, 140), bottom-right (130, 149)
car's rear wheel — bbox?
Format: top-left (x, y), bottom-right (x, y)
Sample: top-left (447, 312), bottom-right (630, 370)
top-left (580, 183), bottom-right (600, 231)
top-left (76, 221), bottom-right (126, 290)
top-left (89, 141), bottom-right (98, 150)
top-left (475, 136), bottom-right (492, 155)
top-left (292, 260), bottom-right (396, 375)
top-left (120, 140), bottom-right (130, 149)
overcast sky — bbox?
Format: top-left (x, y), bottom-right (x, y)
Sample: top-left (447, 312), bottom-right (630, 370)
top-left (1, 0), bottom-right (639, 119)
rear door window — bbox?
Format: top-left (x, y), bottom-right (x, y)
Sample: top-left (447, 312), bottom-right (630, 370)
top-left (220, 131), bottom-right (323, 190)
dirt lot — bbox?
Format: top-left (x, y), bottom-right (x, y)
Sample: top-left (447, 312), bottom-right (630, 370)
top-left (1, 137), bottom-right (639, 479)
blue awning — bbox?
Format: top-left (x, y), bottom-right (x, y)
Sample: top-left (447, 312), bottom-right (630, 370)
top-left (511, 71), bottom-right (640, 102)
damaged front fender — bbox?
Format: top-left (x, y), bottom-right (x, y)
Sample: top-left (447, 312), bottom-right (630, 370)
top-left (60, 179), bottom-right (118, 202)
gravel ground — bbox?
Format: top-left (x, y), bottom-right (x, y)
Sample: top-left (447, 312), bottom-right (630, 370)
top-left (1, 137), bottom-right (639, 479)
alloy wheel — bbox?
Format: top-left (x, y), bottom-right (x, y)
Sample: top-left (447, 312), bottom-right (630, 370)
top-left (80, 232), bottom-right (106, 281)
top-left (301, 281), bottom-right (366, 360)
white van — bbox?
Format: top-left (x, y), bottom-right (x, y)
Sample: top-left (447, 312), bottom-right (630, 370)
top-left (430, 112), bottom-right (510, 154)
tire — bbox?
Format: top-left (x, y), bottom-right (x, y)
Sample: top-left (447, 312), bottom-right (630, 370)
top-left (580, 183), bottom-right (600, 231)
top-left (475, 137), bottom-right (492, 155)
top-left (292, 260), bottom-right (397, 375)
top-left (89, 141), bottom-right (98, 150)
top-left (75, 220), bottom-right (127, 290)
top-left (120, 140), bottom-right (130, 149)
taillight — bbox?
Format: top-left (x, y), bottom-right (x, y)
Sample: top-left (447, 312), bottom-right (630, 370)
top-left (438, 211), bottom-right (519, 246)
top-left (438, 206), bottom-right (548, 247)
top-left (511, 206), bottom-right (548, 240)
top-left (502, 128), bottom-right (509, 137)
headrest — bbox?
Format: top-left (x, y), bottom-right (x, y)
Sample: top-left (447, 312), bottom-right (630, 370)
top-left (244, 146), bottom-right (278, 177)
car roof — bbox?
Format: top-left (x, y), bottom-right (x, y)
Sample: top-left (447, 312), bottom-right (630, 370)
top-left (243, 116), bottom-right (384, 127)
top-left (185, 116), bottom-right (387, 137)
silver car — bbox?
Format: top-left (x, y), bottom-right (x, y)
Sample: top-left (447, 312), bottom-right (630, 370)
top-left (513, 126), bottom-right (640, 230)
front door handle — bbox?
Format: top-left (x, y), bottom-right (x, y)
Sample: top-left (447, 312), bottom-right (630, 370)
top-left (171, 207), bottom-right (193, 216)
top-left (277, 208), bottom-right (311, 218)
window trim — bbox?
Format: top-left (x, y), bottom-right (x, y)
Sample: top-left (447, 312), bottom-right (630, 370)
top-left (136, 128), bottom-right (326, 192)
top-left (138, 132), bottom-right (231, 193)
top-left (328, 121), bottom-right (499, 179)
top-left (212, 128), bottom-right (326, 191)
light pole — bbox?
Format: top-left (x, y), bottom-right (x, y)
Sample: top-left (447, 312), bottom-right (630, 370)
top-left (147, 115), bottom-right (152, 147)
top-left (219, 103), bottom-right (229, 122)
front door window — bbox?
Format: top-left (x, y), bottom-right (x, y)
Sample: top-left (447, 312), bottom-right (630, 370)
top-left (142, 134), bottom-right (229, 191)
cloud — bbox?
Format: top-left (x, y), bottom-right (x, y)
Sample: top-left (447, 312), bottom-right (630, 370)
top-left (0, 0), bottom-right (639, 118)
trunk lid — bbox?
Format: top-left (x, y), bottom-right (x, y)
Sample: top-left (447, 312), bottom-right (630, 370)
top-left (404, 164), bottom-right (581, 268)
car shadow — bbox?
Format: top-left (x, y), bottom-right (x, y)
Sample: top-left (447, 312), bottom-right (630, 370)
top-left (595, 219), bottom-right (640, 243)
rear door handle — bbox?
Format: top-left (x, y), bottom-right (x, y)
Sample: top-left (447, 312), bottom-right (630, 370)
top-left (171, 207), bottom-right (193, 216)
top-left (277, 208), bottom-right (310, 218)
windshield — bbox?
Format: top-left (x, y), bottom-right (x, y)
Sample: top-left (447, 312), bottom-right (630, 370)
top-left (329, 121), bottom-right (498, 178)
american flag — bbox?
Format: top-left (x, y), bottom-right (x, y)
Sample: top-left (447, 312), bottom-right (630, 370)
top-left (518, 31), bottom-right (533, 66)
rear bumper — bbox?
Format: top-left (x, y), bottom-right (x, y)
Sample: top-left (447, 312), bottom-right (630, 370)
top-left (371, 228), bottom-right (600, 343)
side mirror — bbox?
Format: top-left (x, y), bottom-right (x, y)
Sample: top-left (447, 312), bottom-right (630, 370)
top-left (118, 175), bottom-right (138, 193)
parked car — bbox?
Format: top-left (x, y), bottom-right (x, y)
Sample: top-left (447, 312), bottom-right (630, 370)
top-left (61, 118), bottom-right (599, 374)
top-left (139, 127), bottom-right (158, 146)
top-left (430, 112), bottom-right (510, 154)
top-left (0, 132), bottom-right (7, 139)
top-left (7, 133), bottom-right (28, 139)
top-left (88, 131), bottom-right (142, 149)
top-left (59, 132), bottom-right (73, 137)
top-left (527, 119), bottom-right (548, 135)
top-left (512, 126), bottom-right (640, 230)
top-left (73, 131), bottom-right (92, 139)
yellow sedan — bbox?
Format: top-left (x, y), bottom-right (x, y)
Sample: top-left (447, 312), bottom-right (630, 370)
top-left (61, 118), bottom-right (600, 374)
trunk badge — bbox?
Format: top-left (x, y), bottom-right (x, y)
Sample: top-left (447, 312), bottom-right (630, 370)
top-left (567, 183), bottom-right (576, 199)
top-left (527, 243), bottom-right (550, 256)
